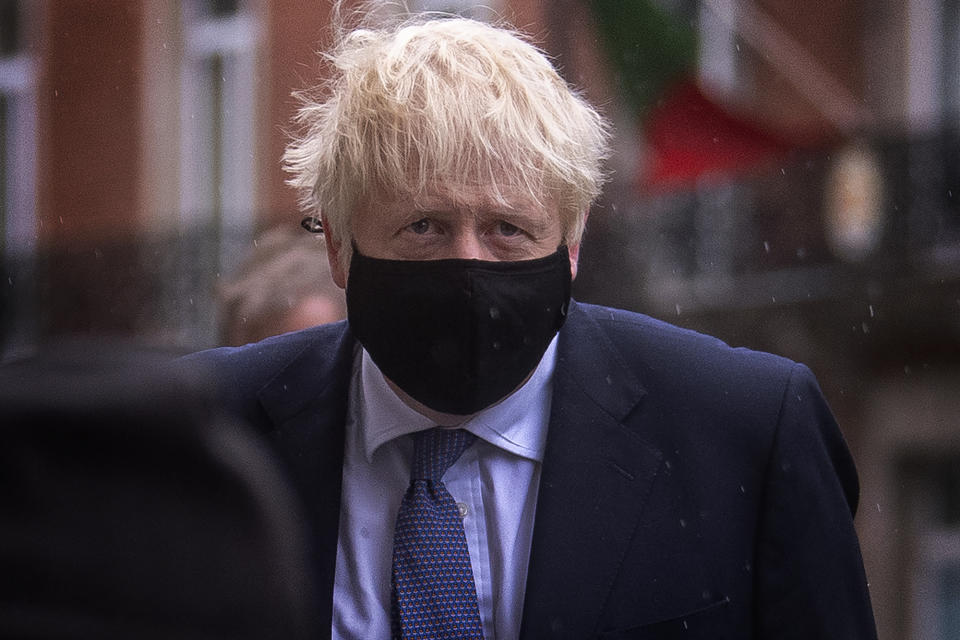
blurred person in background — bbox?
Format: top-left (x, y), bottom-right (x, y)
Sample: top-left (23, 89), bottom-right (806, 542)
top-left (2, 341), bottom-right (322, 638)
top-left (218, 225), bottom-right (346, 346)
top-left (184, 8), bottom-right (877, 639)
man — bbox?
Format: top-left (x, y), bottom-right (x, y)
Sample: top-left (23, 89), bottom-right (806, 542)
top-left (185, 13), bottom-right (877, 639)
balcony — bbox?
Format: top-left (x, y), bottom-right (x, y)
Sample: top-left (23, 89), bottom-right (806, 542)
top-left (577, 131), bottom-right (960, 319)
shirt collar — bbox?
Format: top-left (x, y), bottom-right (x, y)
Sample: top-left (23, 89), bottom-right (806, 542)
top-left (358, 336), bottom-right (557, 464)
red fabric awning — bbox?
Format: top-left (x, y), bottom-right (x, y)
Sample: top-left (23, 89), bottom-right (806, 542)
top-left (640, 79), bottom-right (802, 191)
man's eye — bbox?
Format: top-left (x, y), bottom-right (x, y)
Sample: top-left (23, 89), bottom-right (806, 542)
top-left (409, 219), bottom-right (432, 234)
top-left (497, 221), bottom-right (521, 236)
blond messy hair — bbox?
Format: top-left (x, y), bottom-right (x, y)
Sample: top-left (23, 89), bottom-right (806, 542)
top-left (283, 11), bottom-right (610, 268)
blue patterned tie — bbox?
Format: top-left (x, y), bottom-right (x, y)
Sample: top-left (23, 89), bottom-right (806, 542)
top-left (391, 428), bottom-right (484, 640)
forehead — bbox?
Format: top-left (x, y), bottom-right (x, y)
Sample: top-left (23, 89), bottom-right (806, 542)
top-left (357, 182), bottom-right (560, 224)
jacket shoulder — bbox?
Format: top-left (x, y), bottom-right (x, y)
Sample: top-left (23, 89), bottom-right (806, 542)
top-left (566, 302), bottom-right (809, 436)
top-left (177, 322), bottom-right (352, 419)
top-left (572, 301), bottom-right (797, 381)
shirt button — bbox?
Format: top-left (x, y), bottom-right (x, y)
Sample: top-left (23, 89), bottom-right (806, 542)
top-left (457, 502), bottom-right (469, 518)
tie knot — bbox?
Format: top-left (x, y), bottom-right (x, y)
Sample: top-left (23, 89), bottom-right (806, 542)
top-left (411, 428), bottom-right (476, 481)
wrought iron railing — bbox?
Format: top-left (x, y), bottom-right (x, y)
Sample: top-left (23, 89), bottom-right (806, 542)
top-left (575, 132), bottom-right (960, 317)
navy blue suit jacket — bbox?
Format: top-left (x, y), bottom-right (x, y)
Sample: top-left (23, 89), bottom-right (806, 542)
top-left (186, 301), bottom-right (877, 638)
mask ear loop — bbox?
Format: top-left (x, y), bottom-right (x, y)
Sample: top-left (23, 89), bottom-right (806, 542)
top-left (301, 216), bottom-right (323, 233)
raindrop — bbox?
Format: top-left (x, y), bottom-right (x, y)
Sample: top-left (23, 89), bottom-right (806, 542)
top-left (679, 518), bottom-right (687, 528)
top-left (675, 303), bottom-right (682, 315)
top-left (869, 304), bottom-right (875, 318)
top-left (862, 322), bottom-right (870, 334)
top-left (489, 306), bottom-right (500, 319)
top-left (780, 167), bottom-right (786, 175)
top-left (605, 375), bottom-right (613, 385)
top-left (492, 341), bottom-right (501, 350)
top-left (763, 241), bottom-right (771, 253)
top-left (876, 503), bottom-right (881, 514)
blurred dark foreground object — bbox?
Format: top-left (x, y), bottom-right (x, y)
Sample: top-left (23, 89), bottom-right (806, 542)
top-left (0, 341), bottom-right (321, 639)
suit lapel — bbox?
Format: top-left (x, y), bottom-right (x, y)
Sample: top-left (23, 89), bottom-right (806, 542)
top-left (521, 303), bottom-right (664, 638)
top-left (256, 323), bottom-right (356, 634)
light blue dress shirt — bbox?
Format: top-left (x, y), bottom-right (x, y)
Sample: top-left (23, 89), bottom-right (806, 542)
top-left (331, 337), bottom-right (557, 639)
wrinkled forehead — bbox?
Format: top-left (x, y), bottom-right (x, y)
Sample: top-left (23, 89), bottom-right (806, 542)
top-left (359, 179), bottom-right (560, 222)
top-left (373, 138), bottom-right (554, 193)
top-left (418, 180), bottom-right (551, 212)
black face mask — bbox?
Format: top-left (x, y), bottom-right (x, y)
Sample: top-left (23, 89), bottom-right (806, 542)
top-left (346, 246), bottom-right (572, 415)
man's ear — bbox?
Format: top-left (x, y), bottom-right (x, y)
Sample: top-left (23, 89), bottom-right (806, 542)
top-left (322, 215), bottom-right (348, 289)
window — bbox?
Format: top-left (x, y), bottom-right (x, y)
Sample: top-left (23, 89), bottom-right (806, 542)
top-left (0, 0), bottom-right (36, 260)
top-left (899, 0), bottom-right (960, 259)
top-left (180, 0), bottom-right (259, 273)
top-left (698, 0), bottom-right (741, 99)
top-left (905, 0), bottom-right (956, 132)
top-left (901, 455), bottom-right (960, 640)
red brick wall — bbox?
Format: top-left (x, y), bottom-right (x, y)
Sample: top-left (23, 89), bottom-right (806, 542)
top-left (749, 0), bottom-right (866, 140)
top-left (37, 0), bottom-right (144, 247)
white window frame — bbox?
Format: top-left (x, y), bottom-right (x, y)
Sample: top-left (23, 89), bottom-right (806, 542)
top-left (698, 0), bottom-right (740, 99)
top-left (911, 526), bottom-right (960, 639)
top-left (906, 0), bottom-right (947, 133)
top-left (179, 0), bottom-right (260, 270)
top-left (0, 10), bottom-right (37, 261)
